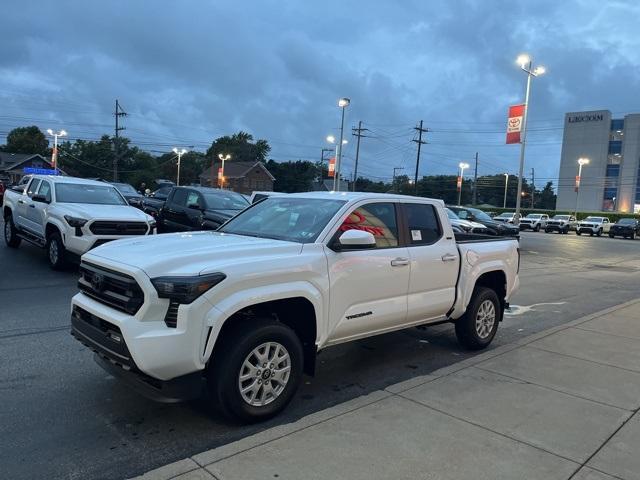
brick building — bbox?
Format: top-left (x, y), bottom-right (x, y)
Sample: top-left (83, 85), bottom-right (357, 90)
top-left (199, 161), bottom-right (275, 194)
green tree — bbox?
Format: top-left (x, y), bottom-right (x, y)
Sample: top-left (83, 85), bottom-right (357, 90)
top-left (2, 126), bottom-right (49, 155)
top-left (266, 159), bottom-right (319, 192)
top-left (536, 181), bottom-right (557, 210)
top-left (206, 131), bottom-right (271, 164)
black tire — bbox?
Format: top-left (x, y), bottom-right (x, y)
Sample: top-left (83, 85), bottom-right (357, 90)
top-left (563, 227), bottom-right (569, 234)
top-left (534, 224), bottom-right (540, 232)
top-left (609, 234), bottom-right (615, 238)
top-left (630, 232), bottom-right (635, 240)
top-left (544, 229), bottom-right (551, 234)
top-left (4, 215), bottom-right (21, 248)
top-left (455, 286), bottom-right (501, 350)
top-left (47, 232), bottom-right (67, 270)
top-left (576, 230), bottom-right (582, 236)
top-left (207, 317), bottom-right (304, 423)
top-left (596, 229), bottom-right (602, 237)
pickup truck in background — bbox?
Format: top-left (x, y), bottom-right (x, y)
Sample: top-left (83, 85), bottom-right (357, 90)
top-left (545, 214), bottom-right (577, 234)
top-left (157, 186), bottom-right (249, 232)
top-left (71, 192), bottom-right (519, 422)
top-left (493, 212), bottom-right (521, 224)
top-left (576, 216), bottom-right (611, 236)
top-left (3, 175), bottom-right (156, 269)
top-left (519, 213), bottom-right (549, 232)
top-left (140, 184), bottom-right (173, 218)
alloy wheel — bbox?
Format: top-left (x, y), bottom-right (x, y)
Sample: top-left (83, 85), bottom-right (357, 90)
top-left (475, 299), bottom-right (496, 339)
top-left (238, 341), bottom-right (291, 407)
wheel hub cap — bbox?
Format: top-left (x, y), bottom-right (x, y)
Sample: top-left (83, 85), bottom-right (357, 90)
top-left (238, 341), bottom-right (291, 407)
top-left (475, 300), bottom-right (496, 339)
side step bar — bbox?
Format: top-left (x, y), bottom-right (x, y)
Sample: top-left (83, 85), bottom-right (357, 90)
top-left (17, 230), bottom-right (46, 247)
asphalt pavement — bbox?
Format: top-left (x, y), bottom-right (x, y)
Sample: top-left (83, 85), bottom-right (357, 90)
top-left (1, 228), bottom-right (640, 480)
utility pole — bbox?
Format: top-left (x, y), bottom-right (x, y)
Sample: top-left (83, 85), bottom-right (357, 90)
top-left (114, 99), bottom-right (127, 181)
top-left (351, 121), bottom-right (369, 191)
top-left (472, 152), bottom-right (479, 205)
top-left (531, 167), bottom-right (535, 208)
top-left (412, 120), bottom-right (428, 194)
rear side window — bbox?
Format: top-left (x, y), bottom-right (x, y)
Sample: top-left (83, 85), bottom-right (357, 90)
top-left (171, 189), bottom-right (188, 206)
top-left (186, 191), bottom-right (201, 208)
top-left (404, 203), bottom-right (442, 245)
top-left (340, 203), bottom-right (398, 248)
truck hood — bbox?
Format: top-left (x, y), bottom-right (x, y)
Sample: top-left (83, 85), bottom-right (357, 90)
top-left (59, 203), bottom-right (151, 221)
top-left (85, 231), bottom-right (303, 277)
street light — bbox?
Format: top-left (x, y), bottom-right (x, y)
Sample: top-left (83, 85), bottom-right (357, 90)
top-left (503, 173), bottom-right (509, 208)
top-left (513, 53), bottom-right (545, 225)
top-left (333, 97), bottom-right (350, 191)
top-left (218, 153), bottom-right (231, 188)
top-left (458, 162), bottom-right (470, 205)
top-left (172, 148), bottom-right (187, 186)
top-left (46, 128), bottom-right (67, 172)
top-left (574, 157), bottom-right (589, 218)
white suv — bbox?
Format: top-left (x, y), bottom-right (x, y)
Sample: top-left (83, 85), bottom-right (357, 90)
top-left (3, 175), bottom-right (156, 268)
top-left (576, 216), bottom-right (611, 237)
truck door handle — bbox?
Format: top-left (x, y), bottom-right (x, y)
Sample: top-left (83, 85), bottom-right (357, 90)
top-left (391, 258), bottom-right (410, 267)
top-left (441, 253), bottom-right (457, 262)
top-left (29, 204), bottom-right (35, 208)
top-left (18, 200), bottom-right (25, 204)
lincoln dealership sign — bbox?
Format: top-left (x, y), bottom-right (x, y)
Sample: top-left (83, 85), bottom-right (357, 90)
top-left (568, 114), bottom-right (604, 123)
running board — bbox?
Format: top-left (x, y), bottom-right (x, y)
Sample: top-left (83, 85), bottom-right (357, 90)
top-left (17, 230), bottom-right (46, 247)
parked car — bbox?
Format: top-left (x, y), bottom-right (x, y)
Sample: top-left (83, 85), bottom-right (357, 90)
top-left (71, 192), bottom-right (520, 422)
top-left (519, 213), bottom-right (549, 232)
top-left (111, 182), bottom-right (145, 209)
top-left (493, 212), bottom-right (521, 224)
top-left (576, 216), bottom-right (611, 236)
top-left (445, 208), bottom-right (488, 234)
top-left (545, 214), bottom-right (577, 234)
top-left (608, 218), bottom-right (640, 239)
top-left (157, 186), bottom-right (250, 232)
top-left (3, 175), bottom-right (156, 269)
top-left (250, 191), bottom-right (287, 204)
top-left (141, 185), bottom-right (173, 217)
top-left (448, 206), bottom-right (520, 238)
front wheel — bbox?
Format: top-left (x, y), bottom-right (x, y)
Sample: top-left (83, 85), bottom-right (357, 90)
top-left (4, 215), bottom-right (21, 248)
top-left (630, 232), bottom-right (635, 240)
top-left (455, 286), bottom-right (501, 350)
top-left (596, 229), bottom-right (602, 237)
top-left (47, 232), bottom-right (67, 270)
top-left (207, 318), bottom-right (303, 423)
top-left (609, 234), bottom-right (615, 238)
top-left (576, 230), bottom-right (582, 236)
top-left (544, 229), bottom-right (551, 234)
top-left (534, 224), bottom-right (540, 232)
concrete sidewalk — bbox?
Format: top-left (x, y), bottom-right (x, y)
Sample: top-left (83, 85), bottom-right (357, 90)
top-left (134, 299), bottom-right (640, 480)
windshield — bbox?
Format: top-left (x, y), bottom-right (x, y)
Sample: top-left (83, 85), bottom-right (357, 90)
top-left (584, 217), bottom-right (603, 222)
top-left (617, 218), bottom-right (636, 224)
top-left (445, 208), bottom-right (459, 220)
top-left (554, 215), bottom-right (570, 220)
top-left (526, 214), bottom-right (542, 219)
top-left (203, 191), bottom-right (250, 210)
top-left (496, 213), bottom-right (513, 218)
top-left (112, 183), bottom-right (139, 196)
top-left (55, 183), bottom-right (127, 205)
top-left (467, 208), bottom-right (493, 222)
top-left (219, 197), bottom-right (346, 243)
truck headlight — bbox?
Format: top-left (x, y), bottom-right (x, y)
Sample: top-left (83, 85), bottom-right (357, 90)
top-left (64, 215), bottom-right (88, 227)
top-left (151, 273), bottom-right (226, 304)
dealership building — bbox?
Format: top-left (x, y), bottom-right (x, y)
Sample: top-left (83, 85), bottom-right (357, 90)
top-left (556, 110), bottom-right (640, 213)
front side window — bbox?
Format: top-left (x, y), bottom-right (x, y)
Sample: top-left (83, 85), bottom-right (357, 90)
top-left (27, 179), bottom-right (41, 197)
top-left (202, 191), bottom-right (249, 210)
top-left (37, 181), bottom-right (52, 202)
top-left (55, 183), bottom-right (127, 205)
top-left (220, 197), bottom-right (345, 243)
top-left (404, 203), bottom-right (442, 245)
top-left (171, 189), bottom-right (189, 207)
top-left (186, 191), bottom-right (201, 208)
top-left (339, 203), bottom-right (398, 248)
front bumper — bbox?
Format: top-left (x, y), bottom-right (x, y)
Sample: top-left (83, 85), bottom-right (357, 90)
top-left (545, 223), bottom-right (566, 231)
top-left (519, 223), bottom-right (536, 230)
top-left (70, 304), bottom-right (204, 402)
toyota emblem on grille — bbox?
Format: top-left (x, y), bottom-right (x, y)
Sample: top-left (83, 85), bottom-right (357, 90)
top-left (91, 273), bottom-right (105, 292)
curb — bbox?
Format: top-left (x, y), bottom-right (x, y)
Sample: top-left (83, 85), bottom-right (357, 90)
top-left (131, 297), bottom-right (640, 479)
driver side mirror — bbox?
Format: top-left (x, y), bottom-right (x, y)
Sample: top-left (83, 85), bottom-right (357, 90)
top-left (335, 229), bottom-right (376, 250)
top-left (32, 194), bottom-right (50, 204)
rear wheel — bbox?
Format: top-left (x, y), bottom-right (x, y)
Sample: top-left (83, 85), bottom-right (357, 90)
top-left (4, 215), bottom-right (21, 248)
top-left (207, 318), bottom-right (303, 423)
top-left (47, 232), bottom-right (67, 270)
top-left (455, 286), bottom-right (501, 350)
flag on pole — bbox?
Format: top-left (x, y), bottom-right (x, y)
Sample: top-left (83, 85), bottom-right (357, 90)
top-left (328, 157), bottom-right (336, 177)
top-left (506, 104), bottom-right (525, 144)
top-left (217, 167), bottom-right (223, 180)
top-left (456, 176), bottom-right (462, 192)
top-left (51, 146), bottom-right (58, 169)
top-left (575, 175), bottom-right (580, 192)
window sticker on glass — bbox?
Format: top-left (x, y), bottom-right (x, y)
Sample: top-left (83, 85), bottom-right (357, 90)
top-left (411, 230), bottom-right (422, 241)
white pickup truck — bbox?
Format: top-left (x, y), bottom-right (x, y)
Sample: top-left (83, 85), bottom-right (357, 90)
top-left (3, 175), bottom-right (157, 269)
top-left (70, 192), bottom-right (520, 422)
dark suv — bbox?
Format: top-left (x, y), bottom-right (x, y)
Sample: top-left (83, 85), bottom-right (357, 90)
top-left (157, 186), bottom-right (249, 232)
top-left (609, 218), bottom-right (640, 239)
top-left (448, 206), bottom-right (520, 238)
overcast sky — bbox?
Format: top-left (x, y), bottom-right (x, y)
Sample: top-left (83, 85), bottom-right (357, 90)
top-left (2, 0), bottom-right (639, 188)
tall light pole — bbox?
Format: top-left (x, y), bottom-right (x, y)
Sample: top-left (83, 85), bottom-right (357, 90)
top-left (513, 54), bottom-right (545, 225)
top-left (326, 135), bottom-right (347, 190)
top-left (173, 148), bottom-right (187, 186)
top-left (47, 128), bottom-right (67, 173)
top-left (334, 97), bottom-right (350, 191)
top-left (457, 162), bottom-right (470, 205)
top-left (218, 153), bottom-right (231, 188)
top-left (503, 173), bottom-right (509, 208)
top-left (574, 157), bottom-right (589, 218)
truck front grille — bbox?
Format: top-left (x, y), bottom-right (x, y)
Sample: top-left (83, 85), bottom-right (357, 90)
top-left (89, 221), bottom-right (149, 236)
top-left (78, 262), bottom-right (144, 315)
